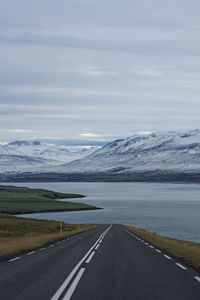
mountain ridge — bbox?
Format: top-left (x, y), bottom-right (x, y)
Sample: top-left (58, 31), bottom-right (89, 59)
top-left (1, 130), bottom-right (200, 176)
top-left (54, 129), bottom-right (200, 174)
top-left (0, 140), bottom-right (99, 173)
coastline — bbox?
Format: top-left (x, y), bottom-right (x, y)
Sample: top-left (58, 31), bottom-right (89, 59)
top-left (0, 185), bottom-right (99, 215)
top-left (15, 206), bottom-right (102, 215)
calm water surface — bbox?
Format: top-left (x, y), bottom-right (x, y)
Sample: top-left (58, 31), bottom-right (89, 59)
top-left (7, 182), bottom-right (200, 243)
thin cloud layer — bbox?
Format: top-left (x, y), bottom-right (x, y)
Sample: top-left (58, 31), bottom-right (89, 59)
top-left (0, 0), bottom-right (200, 144)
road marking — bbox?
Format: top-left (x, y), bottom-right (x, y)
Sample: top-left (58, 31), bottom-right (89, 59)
top-left (95, 244), bottom-right (100, 250)
top-left (176, 263), bottom-right (187, 270)
top-left (9, 257), bottom-right (20, 262)
top-left (145, 243), bottom-right (149, 245)
top-left (56, 242), bottom-right (61, 244)
top-left (27, 251), bottom-right (35, 255)
top-left (51, 225), bottom-right (111, 300)
top-left (149, 245), bottom-right (154, 248)
top-left (85, 251), bottom-right (95, 264)
top-left (194, 276), bottom-right (200, 283)
top-left (155, 249), bottom-right (161, 253)
top-left (40, 247), bottom-right (46, 251)
top-left (164, 255), bottom-right (172, 260)
top-left (62, 268), bottom-right (85, 300)
top-left (49, 245), bottom-right (55, 248)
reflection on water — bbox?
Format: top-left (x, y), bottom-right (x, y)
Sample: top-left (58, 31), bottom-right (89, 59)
top-left (6, 181), bottom-right (200, 243)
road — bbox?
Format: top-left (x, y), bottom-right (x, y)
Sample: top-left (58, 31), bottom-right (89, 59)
top-left (0, 225), bottom-right (200, 300)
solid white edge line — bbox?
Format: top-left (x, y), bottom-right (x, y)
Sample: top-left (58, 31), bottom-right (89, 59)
top-left (51, 225), bottom-right (111, 300)
top-left (85, 251), bottom-right (95, 264)
top-left (176, 263), bottom-right (187, 270)
top-left (9, 257), bottom-right (20, 262)
top-left (164, 255), bottom-right (172, 260)
top-left (194, 276), bottom-right (200, 283)
top-left (62, 268), bottom-right (85, 300)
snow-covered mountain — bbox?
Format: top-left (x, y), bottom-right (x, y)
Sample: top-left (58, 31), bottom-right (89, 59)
top-left (0, 140), bottom-right (98, 173)
top-left (56, 130), bottom-right (200, 174)
top-left (1, 130), bottom-right (200, 175)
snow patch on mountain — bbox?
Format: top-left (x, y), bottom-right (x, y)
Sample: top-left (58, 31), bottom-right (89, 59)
top-left (56, 130), bottom-right (200, 174)
top-left (0, 140), bottom-right (99, 173)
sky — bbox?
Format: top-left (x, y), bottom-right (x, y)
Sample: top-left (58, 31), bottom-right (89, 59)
top-left (0, 0), bottom-right (200, 146)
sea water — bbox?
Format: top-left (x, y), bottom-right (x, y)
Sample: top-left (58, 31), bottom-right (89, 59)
top-left (6, 181), bottom-right (200, 243)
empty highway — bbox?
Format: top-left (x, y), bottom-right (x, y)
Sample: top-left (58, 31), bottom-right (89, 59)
top-left (0, 225), bottom-right (199, 300)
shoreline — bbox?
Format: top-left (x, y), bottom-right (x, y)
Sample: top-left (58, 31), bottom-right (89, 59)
top-left (14, 206), bottom-right (102, 215)
top-left (0, 185), bottom-right (98, 215)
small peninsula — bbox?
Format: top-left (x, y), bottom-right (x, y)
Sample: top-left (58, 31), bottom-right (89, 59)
top-left (0, 185), bottom-right (99, 214)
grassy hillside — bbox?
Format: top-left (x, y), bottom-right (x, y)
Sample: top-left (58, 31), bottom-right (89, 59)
top-left (123, 225), bottom-right (200, 271)
top-left (0, 213), bottom-right (99, 258)
top-left (0, 185), bottom-right (98, 214)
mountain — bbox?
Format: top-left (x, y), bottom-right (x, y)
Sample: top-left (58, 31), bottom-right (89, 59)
top-left (0, 141), bottom-right (99, 173)
top-left (1, 130), bottom-right (200, 177)
top-left (55, 130), bottom-right (200, 174)
top-left (6, 140), bottom-right (97, 163)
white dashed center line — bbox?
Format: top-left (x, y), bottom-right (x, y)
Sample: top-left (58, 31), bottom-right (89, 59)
top-left (94, 244), bottom-right (100, 250)
top-left (62, 268), bottom-right (85, 300)
top-left (85, 251), bottom-right (95, 264)
top-left (51, 225), bottom-right (112, 300)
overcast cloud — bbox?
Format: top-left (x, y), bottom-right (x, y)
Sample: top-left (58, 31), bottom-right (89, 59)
top-left (0, 0), bottom-right (200, 145)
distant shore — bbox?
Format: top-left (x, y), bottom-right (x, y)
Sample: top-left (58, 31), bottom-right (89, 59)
top-left (1, 171), bottom-right (200, 183)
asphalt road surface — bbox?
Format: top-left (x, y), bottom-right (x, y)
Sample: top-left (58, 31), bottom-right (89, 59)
top-left (0, 224), bottom-right (200, 300)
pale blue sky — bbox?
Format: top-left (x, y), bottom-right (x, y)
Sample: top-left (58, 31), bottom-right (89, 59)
top-left (0, 0), bottom-right (200, 145)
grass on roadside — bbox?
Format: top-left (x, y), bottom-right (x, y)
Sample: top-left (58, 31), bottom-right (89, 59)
top-left (0, 213), bottom-right (99, 259)
top-left (0, 185), bottom-right (97, 214)
top-left (123, 225), bottom-right (200, 271)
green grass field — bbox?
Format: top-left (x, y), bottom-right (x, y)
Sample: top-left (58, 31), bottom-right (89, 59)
top-left (0, 185), bottom-right (97, 214)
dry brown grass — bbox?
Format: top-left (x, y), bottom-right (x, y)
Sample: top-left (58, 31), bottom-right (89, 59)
top-left (123, 225), bottom-right (200, 271)
top-left (0, 213), bottom-right (99, 258)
